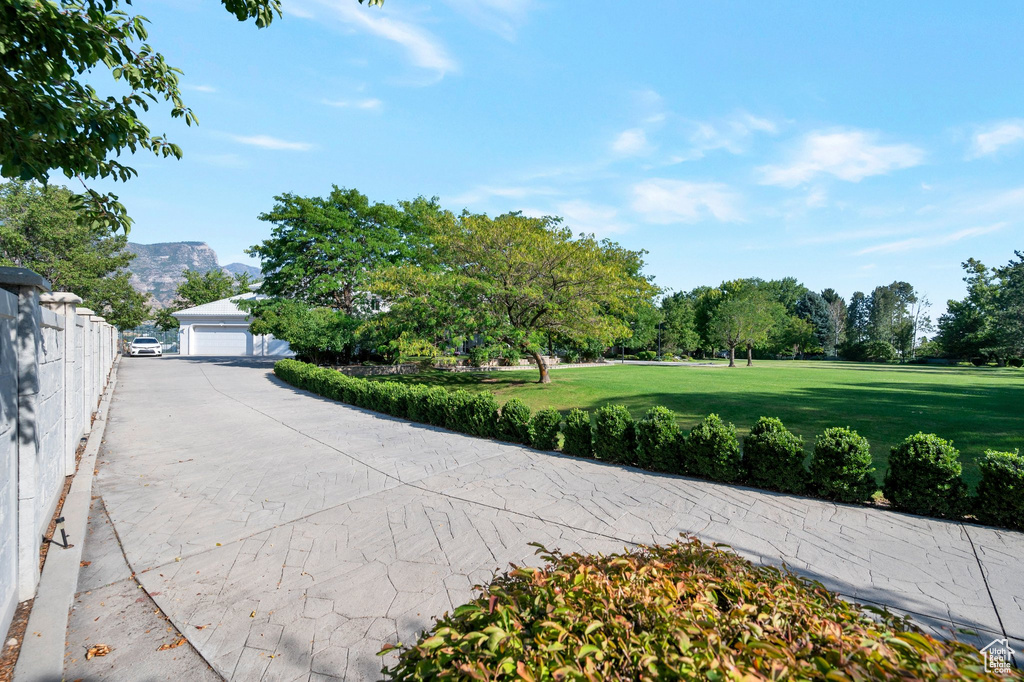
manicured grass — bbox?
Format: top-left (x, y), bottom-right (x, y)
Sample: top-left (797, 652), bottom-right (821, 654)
top-left (373, 361), bottom-right (1023, 487)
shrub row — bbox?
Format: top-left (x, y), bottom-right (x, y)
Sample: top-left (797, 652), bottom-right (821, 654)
top-left (381, 537), bottom-right (1016, 680)
top-left (275, 359), bottom-right (1024, 531)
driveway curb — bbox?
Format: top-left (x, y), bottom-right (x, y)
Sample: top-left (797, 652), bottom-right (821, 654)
top-left (13, 357), bottom-right (120, 682)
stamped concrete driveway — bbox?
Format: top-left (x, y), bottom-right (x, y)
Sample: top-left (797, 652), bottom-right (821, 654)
top-left (85, 357), bottom-right (1023, 680)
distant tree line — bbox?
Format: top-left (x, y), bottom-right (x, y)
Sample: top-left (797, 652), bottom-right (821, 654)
top-left (6, 179), bottom-right (1020, 370)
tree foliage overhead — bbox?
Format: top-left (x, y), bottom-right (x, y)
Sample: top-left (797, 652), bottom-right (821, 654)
top-left (0, 180), bottom-right (147, 328)
top-left (378, 211), bottom-right (659, 382)
top-left (248, 187), bottom-right (437, 314)
top-left (0, 0), bottom-right (382, 232)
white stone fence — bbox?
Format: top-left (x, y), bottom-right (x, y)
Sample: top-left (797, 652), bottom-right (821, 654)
top-left (0, 268), bottom-right (118, 640)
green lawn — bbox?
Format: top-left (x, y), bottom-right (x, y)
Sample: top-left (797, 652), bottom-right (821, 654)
top-left (373, 361), bottom-right (1023, 486)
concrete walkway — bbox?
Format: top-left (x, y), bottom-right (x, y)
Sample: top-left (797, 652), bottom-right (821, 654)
top-left (69, 357), bottom-right (1023, 681)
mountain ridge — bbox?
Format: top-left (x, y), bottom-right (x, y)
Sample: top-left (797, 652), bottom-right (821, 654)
top-left (127, 241), bottom-right (261, 308)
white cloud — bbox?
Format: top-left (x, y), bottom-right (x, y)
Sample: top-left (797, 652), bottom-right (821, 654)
top-left (694, 113), bottom-right (776, 153)
top-left (324, 98), bottom-right (383, 110)
top-left (856, 222), bottom-right (1007, 255)
top-left (759, 130), bottom-right (923, 186)
top-left (319, 1), bottom-right (457, 77)
top-left (611, 128), bottom-right (650, 156)
top-left (631, 179), bottom-right (742, 223)
top-left (556, 200), bottom-right (627, 237)
top-left (185, 84), bottom-right (217, 93)
top-left (443, 0), bottom-right (533, 40)
top-left (970, 119), bottom-right (1024, 158)
top-left (447, 185), bottom-right (558, 207)
top-left (230, 134), bottom-right (313, 151)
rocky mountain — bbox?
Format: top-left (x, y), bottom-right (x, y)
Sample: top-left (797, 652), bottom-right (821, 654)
top-left (127, 242), bottom-right (262, 308)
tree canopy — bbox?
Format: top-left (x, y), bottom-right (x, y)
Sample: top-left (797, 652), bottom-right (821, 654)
top-left (0, 180), bottom-right (147, 328)
top-left (248, 187), bottom-right (437, 313)
top-left (378, 211), bottom-right (659, 382)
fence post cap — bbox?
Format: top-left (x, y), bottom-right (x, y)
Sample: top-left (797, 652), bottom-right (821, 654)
top-left (77, 307), bottom-right (96, 316)
top-left (0, 267), bottom-right (51, 292)
top-left (40, 292), bottom-right (83, 305)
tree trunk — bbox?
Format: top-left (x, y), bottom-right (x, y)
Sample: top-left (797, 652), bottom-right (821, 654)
top-left (531, 349), bottom-right (551, 383)
top-left (728, 345), bottom-right (736, 367)
top-left (746, 344), bottom-right (753, 366)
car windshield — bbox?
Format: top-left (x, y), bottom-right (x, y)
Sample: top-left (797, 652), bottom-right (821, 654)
top-left (133, 338), bottom-right (159, 345)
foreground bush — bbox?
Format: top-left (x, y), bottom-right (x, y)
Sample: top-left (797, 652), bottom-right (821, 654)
top-left (684, 413), bottom-right (741, 481)
top-left (497, 398), bottom-right (533, 444)
top-left (743, 417), bottom-right (806, 493)
top-left (529, 408), bottom-right (561, 451)
top-left (883, 433), bottom-right (968, 518)
top-left (975, 449), bottom-right (1024, 530)
top-left (380, 537), bottom-right (1011, 681)
top-left (810, 427), bottom-right (876, 503)
top-left (593, 404), bottom-right (636, 465)
top-left (635, 406), bottom-right (682, 473)
top-left (562, 408), bottom-right (593, 458)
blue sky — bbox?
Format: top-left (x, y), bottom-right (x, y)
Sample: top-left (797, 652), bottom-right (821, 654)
top-left (96, 0), bottom-right (1024, 314)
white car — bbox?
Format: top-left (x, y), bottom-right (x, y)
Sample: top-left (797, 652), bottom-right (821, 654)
top-left (129, 337), bottom-right (163, 357)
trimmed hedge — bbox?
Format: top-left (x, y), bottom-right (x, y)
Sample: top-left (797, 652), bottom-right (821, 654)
top-left (497, 397), bottom-right (533, 444)
top-left (684, 413), bottom-right (742, 482)
top-left (529, 408), bottom-right (561, 451)
top-left (274, 360), bottom-right (1021, 532)
top-left (743, 416), bottom-right (806, 493)
top-left (380, 537), bottom-right (1012, 681)
top-left (975, 449), bottom-right (1024, 530)
top-left (593, 404), bottom-right (635, 465)
top-left (883, 433), bottom-right (968, 518)
top-left (561, 408), bottom-right (593, 458)
top-left (635, 406), bottom-right (682, 473)
top-left (810, 427), bottom-right (877, 503)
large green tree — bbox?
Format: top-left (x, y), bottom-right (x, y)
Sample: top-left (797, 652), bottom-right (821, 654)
top-left (0, 0), bottom-right (381, 232)
top-left (988, 251), bottom-right (1024, 362)
top-left (248, 187), bottom-right (436, 314)
top-left (240, 298), bottom-right (359, 365)
top-left (0, 180), bottom-right (147, 327)
top-left (379, 211), bottom-right (659, 383)
top-left (936, 258), bottom-right (999, 360)
top-left (708, 285), bottom-right (783, 367)
top-left (659, 291), bottom-right (700, 355)
top-left (154, 268), bottom-right (253, 330)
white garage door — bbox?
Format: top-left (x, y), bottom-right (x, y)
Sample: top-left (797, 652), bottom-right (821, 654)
top-left (193, 327), bottom-right (252, 356)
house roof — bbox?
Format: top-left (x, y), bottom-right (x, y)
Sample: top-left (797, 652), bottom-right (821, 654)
top-left (171, 292), bottom-right (263, 318)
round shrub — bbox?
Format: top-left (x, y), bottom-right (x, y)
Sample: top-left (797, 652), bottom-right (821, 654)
top-left (593, 404), bottom-right (636, 465)
top-left (422, 386), bottom-right (452, 428)
top-left (381, 537), bottom-right (1009, 681)
top-left (883, 433), bottom-right (968, 518)
top-left (529, 408), bottom-right (561, 451)
top-left (636, 350), bottom-right (657, 361)
top-left (743, 416), bottom-right (806, 493)
top-left (561, 408), bottom-right (593, 458)
top-left (1009, 357), bottom-right (1024, 368)
top-left (464, 392), bottom-right (499, 438)
top-left (684, 413), bottom-right (742, 482)
top-left (497, 398), bottom-right (533, 444)
top-left (635, 406), bottom-right (683, 473)
top-left (467, 345), bottom-right (494, 367)
top-left (810, 427), bottom-right (877, 503)
top-left (974, 449), bottom-right (1024, 531)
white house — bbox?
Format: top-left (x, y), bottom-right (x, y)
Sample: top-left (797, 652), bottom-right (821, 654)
top-left (172, 293), bottom-right (294, 357)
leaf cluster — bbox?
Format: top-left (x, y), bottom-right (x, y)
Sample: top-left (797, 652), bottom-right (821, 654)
top-left (380, 537), bottom-right (1013, 681)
